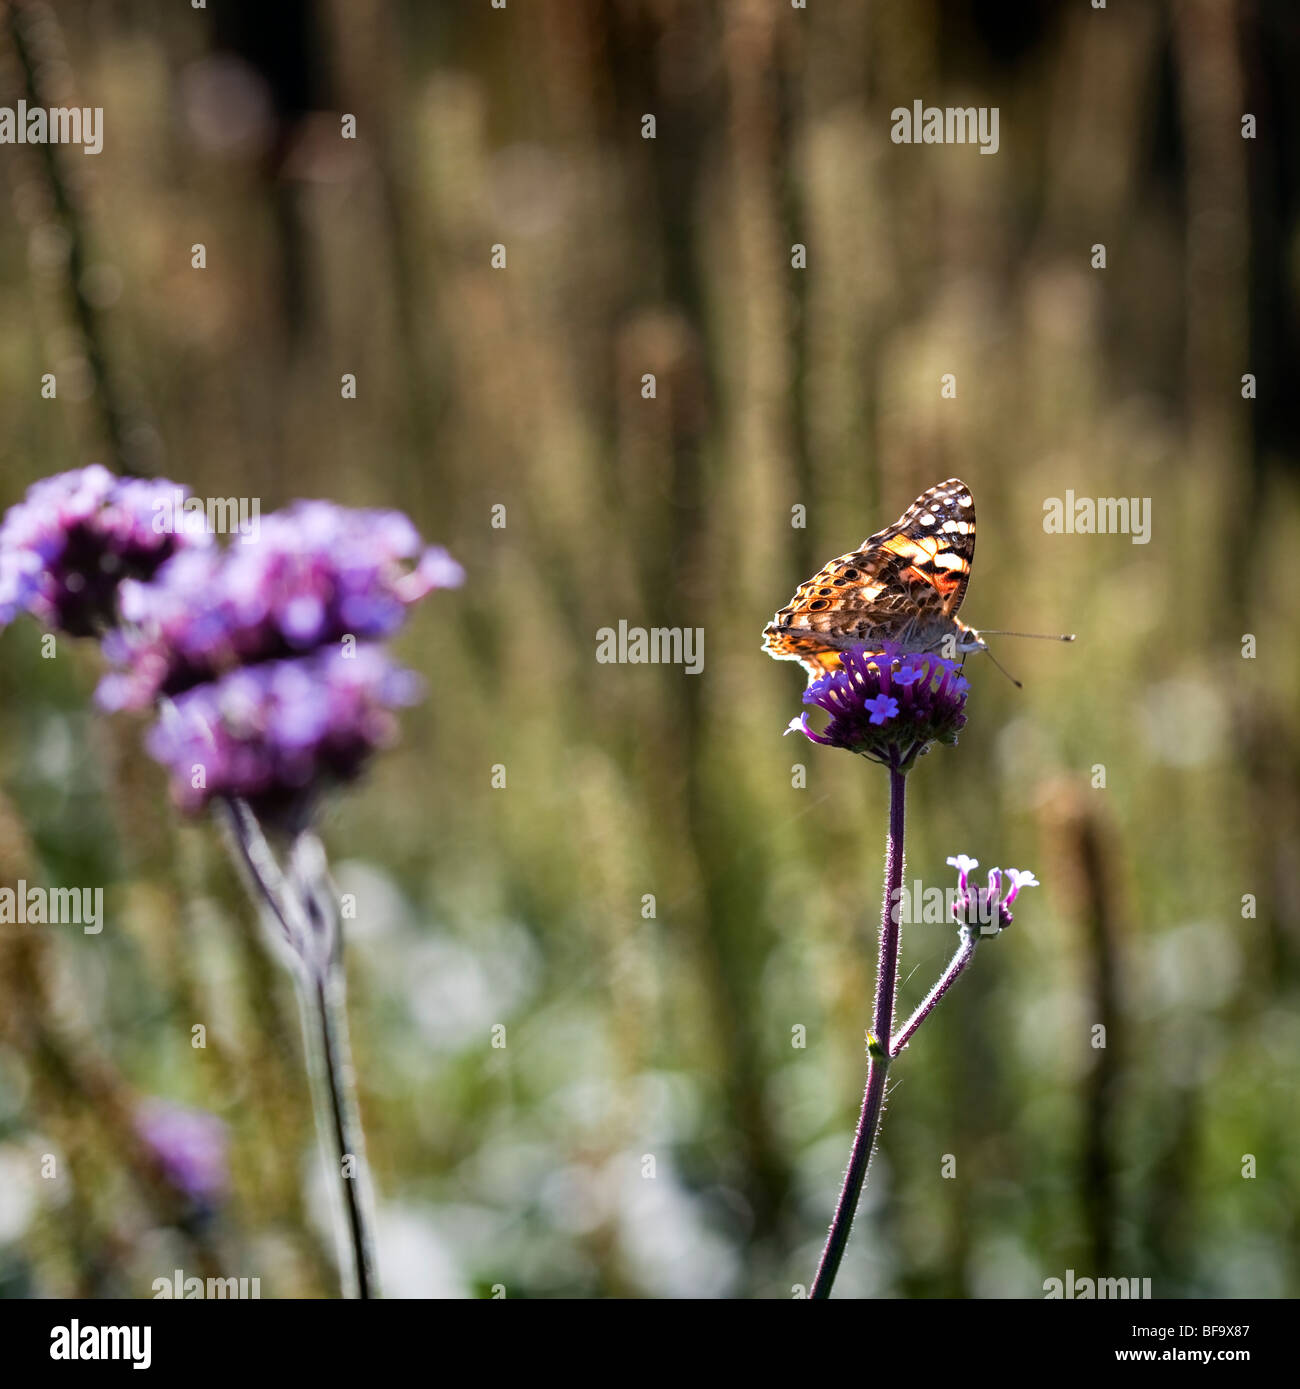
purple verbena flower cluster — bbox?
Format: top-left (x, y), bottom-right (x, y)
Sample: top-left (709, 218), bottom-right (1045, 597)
top-left (947, 854), bottom-right (1038, 932)
top-left (147, 646), bottom-right (423, 817)
top-left (0, 465), bottom-right (213, 637)
top-left (97, 500), bottom-right (462, 711)
top-left (785, 642), bottom-right (969, 772)
top-left (0, 466), bottom-right (462, 821)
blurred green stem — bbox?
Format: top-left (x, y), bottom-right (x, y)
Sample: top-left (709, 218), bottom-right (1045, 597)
top-left (301, 962), bottom-right (379, 1300)
top-left (220, 800), bottom-right (380, 1298)
top-left (810, 766), bottom-right (906, 1300)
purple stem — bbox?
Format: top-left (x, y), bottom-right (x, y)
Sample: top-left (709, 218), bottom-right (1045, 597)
top-left (810, 765), bottom-right (906, 1300)
top-left (891, 929), bottom-right (978, 1054)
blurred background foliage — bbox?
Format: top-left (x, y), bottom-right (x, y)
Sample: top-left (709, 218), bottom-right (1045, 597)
top-left (0, 0), bottom-right (1298, 1298)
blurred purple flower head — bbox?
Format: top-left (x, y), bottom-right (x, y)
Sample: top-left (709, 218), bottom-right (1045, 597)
top-left (946, 855), bottom-right (1038, 932)
top-left (145, 645), bottom-right (423, 820)
top-left (136, 1099), bottom-right (229, 1205)
top-left (785, 643), bottom-right (969, 773)
top-left (0, 466), bottom-right (213, 637)
top-left (98, 499), bottom-right (463, 711)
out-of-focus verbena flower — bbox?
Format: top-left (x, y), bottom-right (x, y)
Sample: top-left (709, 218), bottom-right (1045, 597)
top-left (0, 466), bottom-right (213, 637)
top-left (145, 645), bottom-right (423, 819)
top-left (135, 1099), bottom-right (229, 1206)
top-left (98, 500), bottom-right (463, 711)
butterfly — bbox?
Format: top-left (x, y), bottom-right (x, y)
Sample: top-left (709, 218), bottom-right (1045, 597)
top-left (762, 478), bottom-right (986, 682)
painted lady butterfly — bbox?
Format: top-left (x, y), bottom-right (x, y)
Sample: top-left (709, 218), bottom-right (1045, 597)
top-left (762, 478), bottom-right (984, 681)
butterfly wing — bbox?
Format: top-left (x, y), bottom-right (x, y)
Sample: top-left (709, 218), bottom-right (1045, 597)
top-left (869, 477), bottom-right (976, 618)
top-left (762, 478), bottom-right (976, 678)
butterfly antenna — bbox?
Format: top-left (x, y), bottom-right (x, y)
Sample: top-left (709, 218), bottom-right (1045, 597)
top-left (968, 625), bottom-right (1075, 688)
top-left (981, 646), bottom-right (1023, 690)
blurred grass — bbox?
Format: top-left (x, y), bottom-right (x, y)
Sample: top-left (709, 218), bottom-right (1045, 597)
top-left (0, 0), bottom-right (1298, 1297)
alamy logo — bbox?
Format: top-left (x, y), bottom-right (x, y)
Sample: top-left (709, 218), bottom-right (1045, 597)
top-left (1043, 491), bottom-right (1151, 544)
top-left (0, 101), bottom-right (103, 154)
top-left (1044, 1269), bottom-right (1152, 1299)
top-left (152, 1268), bottom-right (261, 1299)
top-left (890, 101), bottom-right (999, 154)
top-left (50, 1321), bottom-right (150, 1369)
top-left (596, 620), bottom-right (704, 675)
top-left (0, 881), bottom-right (102, 934)
top-left (152, 491), bottom-right (261, 543)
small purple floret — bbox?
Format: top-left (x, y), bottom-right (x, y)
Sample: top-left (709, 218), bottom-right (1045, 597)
top-left (865, 694), bottom-right (900, 725)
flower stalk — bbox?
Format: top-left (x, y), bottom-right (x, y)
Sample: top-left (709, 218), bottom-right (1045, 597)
top-left (780, 642), bottom-right (1041, 1299)
top-left (220, 799), bottom-right (379, 1298)
top-left (891, 928), bottom-right (978, 1055)
top-left (310, 968), bottom-right (378, 1300)
top-left (810, 766), bottom-right (906, 1300)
